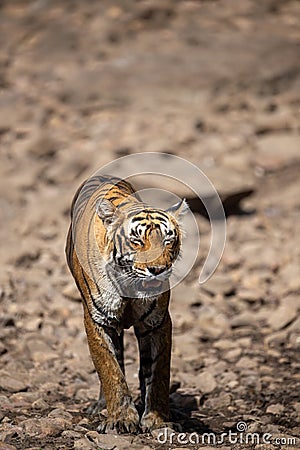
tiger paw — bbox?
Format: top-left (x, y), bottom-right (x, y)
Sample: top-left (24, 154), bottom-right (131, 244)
top-left (97, 404), bottom-right (140, 434)
top-left (140, 411), bottom-right (169, 433)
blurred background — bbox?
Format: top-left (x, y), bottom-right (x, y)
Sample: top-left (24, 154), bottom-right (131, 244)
top-left (0, 1), bottom-right (299, 449)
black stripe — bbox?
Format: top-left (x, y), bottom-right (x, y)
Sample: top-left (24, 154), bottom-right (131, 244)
top-left (107, 195), bottom-right (120, 202)
top-left (117, 234), bottom-right (123, 253)
top-left (81, 268), bottom-right (108, 319)
top-left (86, 201), bottom-right (103, 301)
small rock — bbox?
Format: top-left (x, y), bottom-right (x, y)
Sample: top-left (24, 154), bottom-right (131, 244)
top-left (26, 132), bottom-right (59, 160)
top-left (73, 438), bottom-right (97, 450)
top-left (205, 393), bottom-right (232, 409)
top-left (238, 288), bottom-right (264, 303)
top-left (267, 297), bottom-right (298, 331)
top-left (32, 398), bottom-right (49, 410)
top-left (292, 402), bottom-right (300, 412)
top-left (254, 111), bottom-right (294, 134)
top-left (62, 430), bottom-right (82, 439)
top-left (0, 443), bottom-right (17, 450)
top-left (0, 373), bottom-right (28, 393)
top-left (254, 444), bottom-right (277, 450)
top-left (254, 133), bottom-right (300, 171)
top-left (265, 329), bottom-right (288, 346)
top-left (86, 431), bottom-right (133, 449)
top-left (227, 380), bottom-right (239, 389)
top-left (25, 337), bottom-right (57, 362)
top-left (23, 317), bottom-right (43, 332)
top-left (202, 274), bottom-right (235, 296)
top-left (196, 306), bottom-right (230, 339)
top-left (266, 404), bottom-right (285, 415)
top-left (48, 408), bottom-right (73, 422)
top-left (62, 283), bottom-right (81, 301)
top-left (197, 371), bottom-right (217, 394)
top-left (279, 264), bottom-right (300, 293)
top-left (173, 448), bottom-right (189, 450)
top-left (21, 417), bottom-right (69, 437)
top-left (220, 370), bottom-right (238, 387)
top-left (231, 312), bottom-right (257, 329)
top-left (236, 356), bottom-right (258, 370)
top-left (10, 392), bottom-right (39, 404)
top-left (0, 424), bottom-right (23, 443)
top-left (213, 339), bottom-right (236, 350)
top-left (223, 348), bottom-right (242, 362)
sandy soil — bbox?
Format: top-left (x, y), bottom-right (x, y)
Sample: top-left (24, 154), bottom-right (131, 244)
top-left (0, 1), bottom-right (300, 449)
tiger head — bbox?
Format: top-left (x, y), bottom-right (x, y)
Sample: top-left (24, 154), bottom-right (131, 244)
top-left (95, 197), bottom-right (188, 296)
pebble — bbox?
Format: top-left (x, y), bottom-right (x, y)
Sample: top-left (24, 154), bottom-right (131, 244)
top-left (201, 274), bottom-right (235, 296)
top-left (267, 300), bottom-right (298, 331)
top-left (61, 429), bottom-right (82, 439)
top-left (85, 431), bottom-right (134, 449)
top-left (0, 443), bottom-right (17, 450)
top-left (196, 306), bottom-right (230, 339)
top-left (236, 356), bottom-right (258, 370)
top-left (62, 283), bottom-right (82, 301)
top-left (254, 445), bottom-right (277, 450)
top-left (266, 404), bottom-right (285, 415)
top-left (47, 408), bottom-right (73, 421)
top-left (20, 417), bottom-right (69, 437)
top-left (292, 402), bottom-right (300, 412)
top-left (73, 438), bottom-right (97, 450)
top-left (0, 373), bottom-right (28, 393)
top-left (0, 424), bottom-right (23, 443)
top-left (31, 398), bottom-right (49, 410)
top-left (223, 348), bottom-right (242, 362)
top-left (254, 134), bottom-right (300, 171)
top-left (197, 371), bottom-right (217, 394)
top-left (25, 337), bottom-right (57, 362)
top-left (204, 393), bottom-right (232, 409)
top-left (230, 312), bottom-right (258, 329)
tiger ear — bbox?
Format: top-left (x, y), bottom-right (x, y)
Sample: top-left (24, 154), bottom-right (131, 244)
top-left (166, 198), bottom-right (189, 219)
top-left (96, 199), bottom-right (116, 226)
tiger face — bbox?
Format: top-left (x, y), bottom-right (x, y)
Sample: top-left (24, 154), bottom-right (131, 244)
top-left (95, 197), bottom-right (188, 296)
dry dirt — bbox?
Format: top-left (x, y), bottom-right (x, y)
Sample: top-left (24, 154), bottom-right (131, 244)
top-left (0, 1), bottom-right (300, 449)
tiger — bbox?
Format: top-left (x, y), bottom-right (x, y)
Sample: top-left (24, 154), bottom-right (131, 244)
top-left (65, 175), bottom-right (188, 433)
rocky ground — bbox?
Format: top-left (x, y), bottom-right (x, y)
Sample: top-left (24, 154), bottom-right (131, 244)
top-left (0, 1), bottom-right (300, 449)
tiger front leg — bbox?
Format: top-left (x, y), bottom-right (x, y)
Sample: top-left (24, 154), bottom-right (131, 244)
top-left (83, 307), bottom-right (139, 433)
top-left (135, 313), bottom-right (172, 432)
top-left (87, 331), bottom-right (125, 415)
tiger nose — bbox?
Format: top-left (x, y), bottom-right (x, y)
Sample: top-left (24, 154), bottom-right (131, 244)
top-left (148, 266), bottom-right (166, 276)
